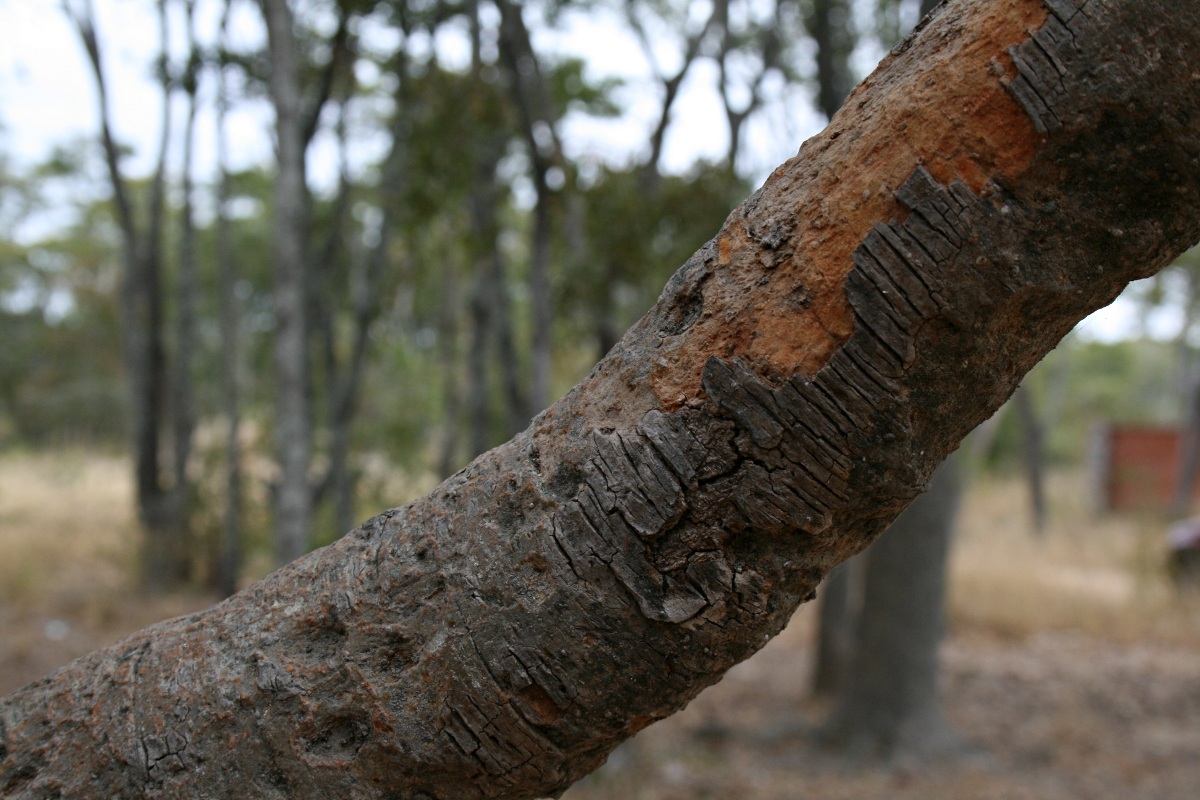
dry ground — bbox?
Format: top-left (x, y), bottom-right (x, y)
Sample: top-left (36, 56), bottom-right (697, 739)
top-left (2, 451), bottom-right (1198, 798)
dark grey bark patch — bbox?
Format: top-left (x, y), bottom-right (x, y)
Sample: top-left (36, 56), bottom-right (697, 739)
top-left (656, 245), bottom-right (713, 338)
top-left (303, 711), bottom-right (372, 760)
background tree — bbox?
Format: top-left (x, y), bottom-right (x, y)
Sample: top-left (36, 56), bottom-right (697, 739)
top-left (64, 0), bottom-right (192, 588)
top-left (213, 0), bottom-right (245, 597)
top-left (818, 456), bottom-right (964, 760)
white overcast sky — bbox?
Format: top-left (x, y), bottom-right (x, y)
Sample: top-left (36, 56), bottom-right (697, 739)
top-left (0, 0), bottom-right (1171, 341)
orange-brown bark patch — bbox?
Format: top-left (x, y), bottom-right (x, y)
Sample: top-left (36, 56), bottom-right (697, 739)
top-left (519, 682), bottom-right (564, 725)
top-left (650, 0), bottom-right (1047, 410)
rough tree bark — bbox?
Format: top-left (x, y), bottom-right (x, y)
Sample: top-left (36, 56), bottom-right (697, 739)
top-left (5, 1), bottom-right (1200, 798)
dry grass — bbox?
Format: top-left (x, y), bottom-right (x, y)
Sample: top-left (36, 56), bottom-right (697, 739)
top-left (950, 470), bottom-right (1200, 645)
top-left (0, 449), bottom-right (136, 606)
top-left (0, 450), bottom-right (214, 694)
top-left (1, 452), bottom-right (1198, 798)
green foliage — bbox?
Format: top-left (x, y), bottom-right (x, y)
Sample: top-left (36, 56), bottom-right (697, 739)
top-left (0, 146), bottom-right (126, 446)
top-left (569, 163), bottom-right (748, 342)
top-left (981, 337), bottom-right (1182, 472)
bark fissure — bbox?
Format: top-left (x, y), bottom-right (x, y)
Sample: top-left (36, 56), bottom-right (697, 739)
top-left (1007, 0), bottom-right (1094, 134)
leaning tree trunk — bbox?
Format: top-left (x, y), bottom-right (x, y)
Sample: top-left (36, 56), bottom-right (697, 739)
top-left (4, 1), bottom-right (1200, 798)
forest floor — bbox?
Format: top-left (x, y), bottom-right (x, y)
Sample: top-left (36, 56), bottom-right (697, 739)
top-left (1, 450), bottom-right (1198, 799)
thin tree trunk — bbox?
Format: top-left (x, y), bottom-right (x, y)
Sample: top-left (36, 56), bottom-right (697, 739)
top-left (810, 556), bottom-right (859, 696)
top-left (809, 0), bottom-right (856, 121)
top-left (528, 191), bottom-right (553, 416)
top-left (326, 161), bottom-right (395, 536)
top-left (66, 0), bottom-right (183, 588)
top-left (496, 0), bottom-right (559, 418)
top-left (492, 254), bottom-right (527, 438)
top-left (170, 0), bottom-right (201, 569)
top-left (1173, 377), bottom-right (1200, 516)
top-left (438, 257), bottom-right (464, 478)
top-left (466, 132), bottom-right (508, 459)
top-left (1172, 269), bottom-right (1200, 516)
top-left (263, 0), bottom-right (315, 565)
top-left (594, 259), bottom-right (622, 362)
top-left (138, 0), bottom-right (181, 585)
top-left (213, 0), bottom-right (242, 598)
top-left (467, 264), bottom-right (493, 458)
top-left (7, 2), bottom-right (1200, 796)
top-left (312, 98), bottom-right (357, 535)
top-left (1013, 382), bottom-right (1048, 534)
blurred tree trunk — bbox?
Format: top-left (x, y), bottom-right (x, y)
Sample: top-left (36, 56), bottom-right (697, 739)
top-left (465, 136), bottom-right (515, 458)
top-left (66, 0), bottom-right (188, 589)
top-left (810, 558), bottom-right (858, 696)
top-left (1013, 382), bottom-right (1048, 534)
top-left (437, 255), bottom-right (464, 477)
top-left (6, 1), bottom-right (1200, 797)
top-left (467, 271), bottom-right (492, 459)
top-left (171, 0), bottom-right (201, 569)
top-left (317, 63), bottom-right (408, 535)
top-left (466, 1), bottom-right (527, 458)
top-left (808, 0), bottom-right (857, 125)
top-left (213, 0), bottom-right (242, 597)
top-left (1173, 377), bottom-right (1200, 516)
top-left (496, 0), bottom-right (559, 419)
top-left (312, 100), bottom-right (358, 537)
top-left (594, 258), bottom-right (622, 363)
top-left (260, 0), bottom-right (349, 563)
top-left (262, 0), bottom-right (314, 565)
top-left (1173, 266), bottom-right (1200, 516)
top-left (818, 457), bottom-right (963, 760)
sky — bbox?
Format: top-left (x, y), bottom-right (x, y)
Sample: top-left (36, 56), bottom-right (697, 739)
top-left (0, 0), bottom-right (1178, 343)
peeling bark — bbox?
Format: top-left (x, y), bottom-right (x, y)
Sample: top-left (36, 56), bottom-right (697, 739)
top-left (5, 1), bottom-right (1200, 798)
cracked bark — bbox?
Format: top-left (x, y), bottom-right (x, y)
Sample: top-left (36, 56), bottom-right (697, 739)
top-left (4, 0), bottom-right (1200, 797)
